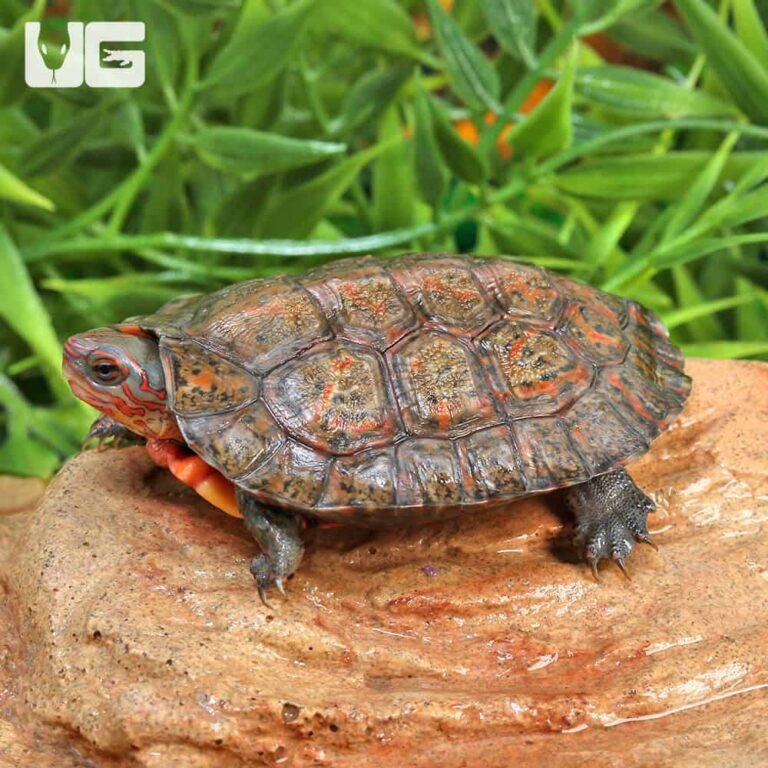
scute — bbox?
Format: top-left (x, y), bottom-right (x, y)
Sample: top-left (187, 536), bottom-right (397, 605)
top-left (390, 254), bottom-right (496, 333)
top-left (183, 277), bottom-right (331, 373)
top-left (477, 321), bottom-right (593, 418)
top-left (513, 416), bottom-right (591, 491)
top-left (389, 331), bottom-right (500, 437)
top-left (320, 448), bottom-right (397, 510)
top-left (460, 425), bottom-right (526, 500)
top-left (397, 439), bottom-right (464, 507)
top-left (561, 301), bottom-right (629, 365)
top-left (263, 341), bottom-right (401, 455)
top-left (238, 440), bottom-right (329, 508)
top-left (303, 260), bottom-right (417, 349)
top-left (160, 338), bottom-right (259, 416)
top-left (563, 385), bottom-right (649, 475)
top-left (473, 259), bottom-right (562, 323)
top-left (178, 401), bottom-right (284, 479)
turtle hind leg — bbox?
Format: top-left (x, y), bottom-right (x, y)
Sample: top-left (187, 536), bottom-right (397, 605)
top-left (236, 488), bottom-right (305, 605)
top-left (566, 468), bottom-right (657, 580)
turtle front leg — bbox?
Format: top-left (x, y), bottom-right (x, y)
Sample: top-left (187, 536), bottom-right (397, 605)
top-left (567, 468), bottom-right (657, 579)
top-left (83, 414), bottom-right (144, 450)
top-left (236, 488), bottom-right (305, 604)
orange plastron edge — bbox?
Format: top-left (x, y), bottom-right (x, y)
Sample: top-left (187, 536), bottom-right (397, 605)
top-left (145, 439), bottom-right (346, 530)
top-left (146, 438), bottom-right (241, 518)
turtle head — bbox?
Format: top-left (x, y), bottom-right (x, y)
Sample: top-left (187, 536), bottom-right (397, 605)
top-left (63, 327), bottom-right (181, 440)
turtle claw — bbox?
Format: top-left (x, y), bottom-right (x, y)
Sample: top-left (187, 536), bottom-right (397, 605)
top-left (637, 532), bottom-right (659, 551)
top-left (250, 554), bottom-right (284, 605)
top-left (614, 557), bottom-right (632, 581)
top-left (82, 415), bottom-right (143, 451)
top-left (256, 583), bottom-right (272, 609)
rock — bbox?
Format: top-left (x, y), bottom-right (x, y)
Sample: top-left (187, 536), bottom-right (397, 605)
top-left (1, 358), bottom-right (767, 767)
top-left (0, 475), bottom-right (45, 516)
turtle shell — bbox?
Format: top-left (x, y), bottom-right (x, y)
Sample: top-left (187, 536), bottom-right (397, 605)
top-left (129, 254), bottom-right (690, 527)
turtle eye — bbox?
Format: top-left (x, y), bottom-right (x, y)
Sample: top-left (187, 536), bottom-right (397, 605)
top-left (88, 357), bottom-right (126, 385)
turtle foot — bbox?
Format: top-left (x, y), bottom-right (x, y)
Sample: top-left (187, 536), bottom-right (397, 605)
top-left (237, 488), bottom-right (304, 604)
top-left (567, 468), bottom-right (657, 580)
top-left (82, 415), bottom-right (144, 450)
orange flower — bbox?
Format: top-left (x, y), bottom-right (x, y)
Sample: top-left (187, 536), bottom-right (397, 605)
top-left (454, 80), bottom-right (554, 160)
top-left (453, 118), bottom-right (480, 146)
top-left (520, 80), bottom-right (554, 115)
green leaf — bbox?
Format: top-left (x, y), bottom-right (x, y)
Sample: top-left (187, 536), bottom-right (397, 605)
top-left (663, 291), bottom-right (761, 330)
top-left (735, 276), bottom-right (767, 340)
top-left (607, 7), bottom-right (695, 60)
top-left (0, 0), bottom-right (45, 107)
top-left (252, 141), bottom-right (395, 238)
top-left (23, 215), bottom-right (470, 261)
top-left (732, 0), bottom-right (768, 71)
top-left (0, 26), bottom-right (25, 108)
top-left (554, 151), bottom-right (768, 201)
top-left (695, 184), bottom-right (768, 232)
top-left (656, 233), bottom-right (768, 269)
top-left (41, 272), bottom-right (192, 302)
top-left (604, 232), bottom-right (768, 290)
top-left (143, 1), bottom-right (183, 94)
top-left (576, 66), bottom-right (734, 118)
top-left (0, 225), bottom-right (68, 400)
top-left (675, 0), bottom-right (768, 124)
top-left (204, 0), bottom-right (313, 95)
top-left (0, 162), bottom-right (55, 210)
top-left (581, 0), bottom-right (659, 35)
top-left (486, 218), bottom-right (583, 262)
top-left (671, 265), bottom-right (723, 341)
top-left (371, 106), bottom-right (414, 231)
top-left (0, 375), bottom-right (61, 477)
top-left (335, 65), bottom-right (412, 135)
top-left (318, 0), bottom-right (433, 64)
top-left (659, 132), bottom-right (738, 242)
top-left (413, 83), bottom-right (447, 209)
top-left (425, 0), bottom-right (501, 112)
top-left (428, 97), bottom-right (486, 184)
top-left (481, 0), bottom-right (536, 67)
top-left (506, 46), bottom-right (577, 161)
top-left (20, 102), bottom-right (110, 177)
top-left (184, 127), bottom-right (346, 178)
top-left (681, 341), bottom-right (768, 358)
top-left (157, 0), bottom-right (239, 15)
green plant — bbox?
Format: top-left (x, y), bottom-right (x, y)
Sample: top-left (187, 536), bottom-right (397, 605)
top-left (1, 0), bottom-right (767, 476)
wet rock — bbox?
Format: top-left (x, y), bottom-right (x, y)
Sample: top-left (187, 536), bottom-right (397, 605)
top-left (1, 359), bottom-right (767, 767)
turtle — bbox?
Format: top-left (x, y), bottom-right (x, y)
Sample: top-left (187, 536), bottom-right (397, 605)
top-left (62, 253), bottom-right (691, 601)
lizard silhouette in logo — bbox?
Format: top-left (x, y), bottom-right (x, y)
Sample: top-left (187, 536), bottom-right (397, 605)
top-left (101, 49), bottom-right (134, 67)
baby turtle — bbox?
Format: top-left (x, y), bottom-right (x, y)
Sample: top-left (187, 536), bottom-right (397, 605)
top-left (63, 254), bottom-right (690, 601)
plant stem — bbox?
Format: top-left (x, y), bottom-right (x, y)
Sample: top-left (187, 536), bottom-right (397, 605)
top-left (298, 54), bottom-right (331, 135)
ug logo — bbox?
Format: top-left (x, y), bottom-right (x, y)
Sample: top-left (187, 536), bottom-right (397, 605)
top-left (25, 21), bottom-right (145, 88)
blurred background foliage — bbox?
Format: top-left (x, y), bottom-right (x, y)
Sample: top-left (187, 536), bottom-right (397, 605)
top-left (0, 0), bottom-right (767, 476)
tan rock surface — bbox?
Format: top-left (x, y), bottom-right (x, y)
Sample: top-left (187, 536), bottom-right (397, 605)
top-left (1, 358), bottom-right (767, 767)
